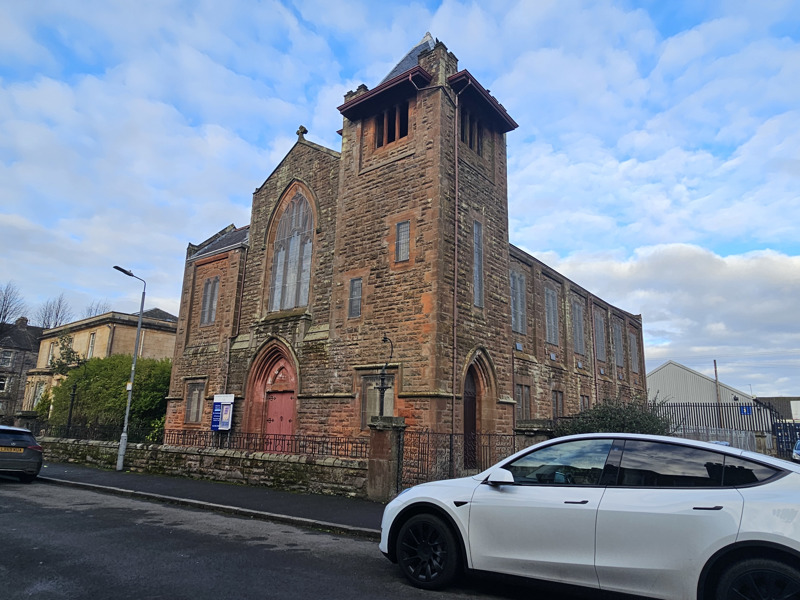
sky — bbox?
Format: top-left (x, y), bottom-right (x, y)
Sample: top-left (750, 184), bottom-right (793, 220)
top-left (1, 0), bottom-right (799, 397)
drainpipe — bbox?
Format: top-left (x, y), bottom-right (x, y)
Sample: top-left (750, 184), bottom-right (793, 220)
top-left (227, 245), bottom-right (248, 394)
top-left (589, 294), bottom-right (599, 405)
top-left (106, 324), bottom-right (115, 357)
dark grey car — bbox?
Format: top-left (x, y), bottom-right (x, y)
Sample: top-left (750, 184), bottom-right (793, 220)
top-left (0, 425), bottom-right (43, 483)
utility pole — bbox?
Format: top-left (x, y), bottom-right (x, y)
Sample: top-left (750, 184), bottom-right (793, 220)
top-left (714, 360), bottom-right (724, 429)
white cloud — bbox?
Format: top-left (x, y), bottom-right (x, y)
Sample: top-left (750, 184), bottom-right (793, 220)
top-left (542, 244), bottom-right (800, 395)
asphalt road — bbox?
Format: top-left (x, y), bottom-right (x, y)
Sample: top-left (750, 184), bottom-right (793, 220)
top-left (1, 479), bottom-right (624, 600)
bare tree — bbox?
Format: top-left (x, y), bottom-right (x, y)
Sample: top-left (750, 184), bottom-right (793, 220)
top-left (0, 281), bottom-right (27, 338)
top-left (35, 293), bottom-right (74, 329)
top-left (83, 299), bottom-right (111, 318)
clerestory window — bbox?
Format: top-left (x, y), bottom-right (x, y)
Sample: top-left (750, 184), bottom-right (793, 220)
top-left (629, 331), bottom-right (640, 374)
top-left (545, 286), bottom-right (559, 346)
top-left (572, 300), bottom-right (585, 355)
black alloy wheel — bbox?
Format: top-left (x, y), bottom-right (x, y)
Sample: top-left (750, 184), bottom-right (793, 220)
top-left (717, 558), bottom-right (800, 600)
top-left (395, 513), bottom-right (459, 590)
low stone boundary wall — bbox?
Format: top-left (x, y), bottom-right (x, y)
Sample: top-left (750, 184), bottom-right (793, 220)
top-left (41, 438), bottom-right (369, 498)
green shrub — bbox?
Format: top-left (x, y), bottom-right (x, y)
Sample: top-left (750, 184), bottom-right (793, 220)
top-left (555, 399), bottom-right (672, 437)
top-left (46, 355), bottom-right (172, 428)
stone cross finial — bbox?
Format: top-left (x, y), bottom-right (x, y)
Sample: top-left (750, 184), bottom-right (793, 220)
top-left (297, 125), bottom-right (308, 140)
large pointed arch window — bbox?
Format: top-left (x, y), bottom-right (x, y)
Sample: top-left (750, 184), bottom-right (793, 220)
top-left (269, 192), bottom-right (314, 311)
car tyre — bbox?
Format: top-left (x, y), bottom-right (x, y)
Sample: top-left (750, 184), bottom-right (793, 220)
top-left (395, 513), bottom-right (459, 590)
top-left (716, 558), bottom-right (800, 600)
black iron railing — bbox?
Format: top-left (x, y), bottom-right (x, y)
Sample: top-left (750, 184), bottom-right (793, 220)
top-left (162, 429), bottom-right (369, 459)
top-left (31, 422), bottom-right (156, 444)
top-left (652, 401), bottom-right (779, 433)
top-left (401, 431), bottom-right (535, 487)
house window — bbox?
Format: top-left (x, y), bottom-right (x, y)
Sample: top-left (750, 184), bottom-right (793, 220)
top-left (515, 384), bottom-right (531, 420)
top-left (269, 192), bottom-right (314, 311)
top-left (200, 276), bottom-right (220, 325)
top-left (613, 321), bottom-right (625, 368)
top-left (594, 310), bottom-right (607, 363)
top-left (460, 107), bottom-right (484, 156)
top-left (87, 333), bottom-right (96, 359)
top-left (0, 376), bottom-right (8, 393)
top-left (348, 278), bottom-right (362, 319)
top-left (473, 221), bottom-right (484, 308)
top-left (0, 350), bottom-right (12, 368)
top-left (33, 381), bottom-right (46, 407)
top-left (361, 374), bottom-right (394, 429)
top-left (510, 271), bottom-right (526, 334)
top-left (552, 390), bottom-right (564, 418)
top-left (395, 221), bottom-right (410, 262)
top-left (47, 342), bottom-right (55, 365)
top-left (545, 286), bottom-right (559, 346)
top-left (629, 331), bottom-right (640, 374)
top-left (580, 395), bottom-right (591, 412)
top-left (572, 300), bottom-right (585, 355)
top-left (185, 381), bottom-right (205, 424)
top-left (375, 100), bottom-right (409, 148)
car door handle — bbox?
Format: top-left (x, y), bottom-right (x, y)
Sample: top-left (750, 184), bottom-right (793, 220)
top-left (693, 506), bottom-right (723, 511)
top-left (564, 500), bottom-right (589, 505)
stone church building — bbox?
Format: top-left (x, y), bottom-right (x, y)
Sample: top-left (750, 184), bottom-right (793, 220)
top-left (165, 35), bottom-right (647, 442)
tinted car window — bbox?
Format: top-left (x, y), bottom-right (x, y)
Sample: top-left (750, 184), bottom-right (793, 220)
top-left (0, 431), bottom-right (35, 445)
top-left (722, 456), bottom-right (779, 486)
top-left (505, 439), bottom-right (613, 485)
top-left (617, 440), bottom-right (725, 488)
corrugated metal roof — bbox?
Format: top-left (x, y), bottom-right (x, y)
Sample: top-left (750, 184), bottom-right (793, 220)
top-left (647, 360), bottom-right (751, 404)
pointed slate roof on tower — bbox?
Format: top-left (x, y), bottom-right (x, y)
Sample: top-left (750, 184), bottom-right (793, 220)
top-left (380, 32), bottom-right (435, 84)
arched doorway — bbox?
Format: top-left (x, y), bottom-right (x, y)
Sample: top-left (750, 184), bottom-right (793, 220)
top-left (244, 343), bottom-right (297, 438)
top-left (464, 367), bottom-right (478, 469)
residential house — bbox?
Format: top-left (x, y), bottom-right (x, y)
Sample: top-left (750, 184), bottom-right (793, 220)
top-left (21, 309), bottom-right (177, 421)
top-left (0, 317), bottom-right (44, 423)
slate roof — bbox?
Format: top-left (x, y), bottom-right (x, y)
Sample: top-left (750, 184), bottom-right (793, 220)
top-left (191, 225), bottom-right (250, 261)
top-left (134, 308), bottom-right (178, 323)
top-left (380, 32), bottom-right (435, 84)
top-left (0, 319), bottom-right (44, 352)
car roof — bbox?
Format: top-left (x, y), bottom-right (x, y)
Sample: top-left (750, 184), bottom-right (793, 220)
top-left (490, 432), bottom-right (800, 474)
top-left (0, 425), bottom-right (33, 433)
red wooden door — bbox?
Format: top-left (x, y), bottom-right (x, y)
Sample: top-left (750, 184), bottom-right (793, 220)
top-left (265, 391), bottom-right (295, 436)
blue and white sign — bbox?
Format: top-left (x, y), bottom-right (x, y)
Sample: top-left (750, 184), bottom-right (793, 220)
top-left (740, 405), bottom-right (752, 416)
top-left (211, 394), bottom-right (235, 431)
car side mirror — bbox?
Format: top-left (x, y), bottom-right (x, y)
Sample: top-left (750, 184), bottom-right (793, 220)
top-left (486, 467), bottom-right (515, 486)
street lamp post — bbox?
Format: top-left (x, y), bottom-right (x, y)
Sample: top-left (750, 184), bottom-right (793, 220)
top-left (375, 334), bottom-right (394, 417)
top-left (113, 265), bottom-right (146, 471)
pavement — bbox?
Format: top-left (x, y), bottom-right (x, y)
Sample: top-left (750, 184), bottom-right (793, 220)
top-left (36, 461), bottom-right (384, 541)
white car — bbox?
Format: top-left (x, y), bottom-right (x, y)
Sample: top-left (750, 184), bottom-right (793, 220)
top-left (380, 433), bottom-right (800, 600)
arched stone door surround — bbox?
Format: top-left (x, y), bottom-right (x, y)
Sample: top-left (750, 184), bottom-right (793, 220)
top-left (243, 340), bottom-right (298, 437)
top-left (462, 349), bottom-right (498, 470)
